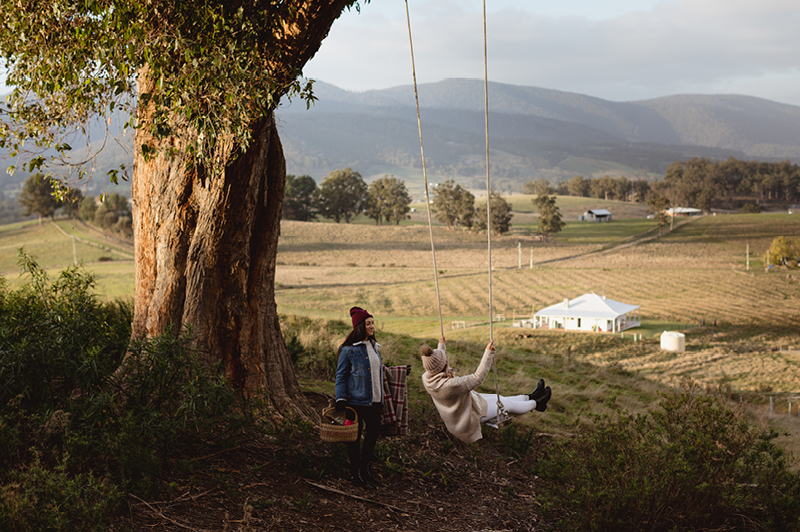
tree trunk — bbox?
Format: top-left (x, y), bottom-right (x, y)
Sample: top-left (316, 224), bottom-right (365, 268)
top-left (131, 108), bottom-right (313, 419)
top-left (129, 0), bottom-right (358, 421)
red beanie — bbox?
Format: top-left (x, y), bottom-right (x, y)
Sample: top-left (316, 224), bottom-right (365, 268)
top-left (350, 306), bottom-right (372, 328)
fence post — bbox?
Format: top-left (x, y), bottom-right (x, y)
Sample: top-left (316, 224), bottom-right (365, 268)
top-left (770, 396), bottom-right (774, 416)
top-left (790, 402), bottom-right (793, 417)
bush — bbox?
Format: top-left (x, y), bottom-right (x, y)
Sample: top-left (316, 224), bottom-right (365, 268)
top-left (764, 236), bottom-right (800, 268)
top-left (281, 315), bottom-right (349, 380)
top-left (100, 328), bottom-right (256, 494)
top-left (0, 455), bottom-right (120, 532)
top-left (537, 383), bottom-right (800, 532)
top-left (0, 253), bottom-right (261, 529)
top-left (0, 251), bottom-right (132, 420)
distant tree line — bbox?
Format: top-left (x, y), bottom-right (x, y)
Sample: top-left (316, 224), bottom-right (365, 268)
top-left (653, 157), bottom-right (800, 211)
top-left (14, 175), bottom-right (132, 237)
top-left (283, 168), bottom-right (413, 226)
top-left (524, 157), bottom-right (800, 212)
top-left (524, 175), bottom-right (652, 203)
top-left (283, 170), bottom-right (517, 236)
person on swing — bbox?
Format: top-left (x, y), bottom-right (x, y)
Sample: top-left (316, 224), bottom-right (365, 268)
top-left (420, 337), bottom-right (551, 443)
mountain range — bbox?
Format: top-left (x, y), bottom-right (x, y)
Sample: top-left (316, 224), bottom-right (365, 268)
top-left (276, 79), bottom-right (800, 193)
top-left (4, 78), bottom-right (800, 196)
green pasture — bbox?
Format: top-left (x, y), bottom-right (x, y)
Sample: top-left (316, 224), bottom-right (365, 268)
top-left (3, 214), bottom-right (799, 395)
top-left (52, 220), bottom-right (135, 257)
top-left (2, 212), bottom-right (800, 459)
top-left (0, 219), bottom-right (135, 299)
top-left (662, 212), bottom-right (800, 243)
top-left (533, 218), bottom-right (657, 244)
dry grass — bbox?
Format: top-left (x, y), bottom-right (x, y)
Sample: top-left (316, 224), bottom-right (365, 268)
top-left (276, 214), bottom-right (800, 402)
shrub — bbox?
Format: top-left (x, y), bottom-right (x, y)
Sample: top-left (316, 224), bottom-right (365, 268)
top-left (0, 454), bottom-right (120, 532)
top-left (764, 236), bottom-right (800, 268)
top-left (77, 328), bottom-right (256, 495)
top-left (281, 315), bottom-right (349, 380)
top-left (0, 251), bottom-right (132, 422)
top-left (1, 253), bottom-right (262, 528)
top-left (537, 383), bottom-right (800, 532)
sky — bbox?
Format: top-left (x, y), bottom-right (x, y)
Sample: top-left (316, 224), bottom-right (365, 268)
top-left (302, 0), bottom-right (800, 106)
top-left (1, 1), bottom-right (798, 107)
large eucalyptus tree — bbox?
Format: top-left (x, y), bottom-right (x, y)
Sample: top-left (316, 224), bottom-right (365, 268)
top-left (0, 0), bottom-right (363, 418)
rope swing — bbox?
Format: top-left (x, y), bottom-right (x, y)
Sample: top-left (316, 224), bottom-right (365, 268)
top-left (404, 0), bottom-right (510, 427)
top-left (480, 0), bottom-right (511, 429)
top-left (404, 0), bottom-right (444, 338)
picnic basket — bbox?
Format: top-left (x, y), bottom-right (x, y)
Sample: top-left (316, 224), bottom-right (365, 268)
top-left (319, 406), bottom-right (358, 443)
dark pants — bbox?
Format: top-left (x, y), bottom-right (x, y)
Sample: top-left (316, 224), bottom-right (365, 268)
top-left (345, 403), bottom-right (383, 478)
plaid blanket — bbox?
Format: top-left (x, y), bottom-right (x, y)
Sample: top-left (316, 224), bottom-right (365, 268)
top-left (381, 365), bottom-right (409, 436)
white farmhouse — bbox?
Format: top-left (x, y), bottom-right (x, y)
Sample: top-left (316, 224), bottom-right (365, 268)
top-left (529, 292), bottom-right (641, 333)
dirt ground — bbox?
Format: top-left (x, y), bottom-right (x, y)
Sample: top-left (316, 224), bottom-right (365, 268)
top-left (110, 393), bottom-right (551, 532)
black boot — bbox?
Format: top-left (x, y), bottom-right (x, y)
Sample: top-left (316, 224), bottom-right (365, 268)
top-left (360, 466), bottom-right (381, 487)
top-left (349, 471), bottom-right (367, 488)
top-left (528, 378), bottom-right (546, 401)
top-left (535, 386), bottom-right (552, 412)
top-left (347, 441), bottom-right (365, 487)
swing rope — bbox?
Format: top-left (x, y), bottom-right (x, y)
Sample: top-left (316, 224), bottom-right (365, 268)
top-left (481, 0), bottom-right (509, 424)
top-left (404, 0), bottom-right (444, 338)
top-left (405, 0), bottom-right (509, 425)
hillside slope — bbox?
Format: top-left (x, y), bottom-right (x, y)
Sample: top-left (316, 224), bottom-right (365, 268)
top-left (5, 81), bottom-right (800, 197)
top-left (277, 79), bottom-right (800, 182)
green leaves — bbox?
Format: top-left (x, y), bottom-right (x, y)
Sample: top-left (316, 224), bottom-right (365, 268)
top-left (1, 0), bottom-right (362, 180)
top-left (365, 175), bottom-right (412, 225)
top-left (537, 384), bottom-right (800, 531)
top-left (431, 179), bottom-right (476, 230)
top-left (534, 193), bottom-right (565, 239)
top-left (316, 167), bottom-right (368, 223)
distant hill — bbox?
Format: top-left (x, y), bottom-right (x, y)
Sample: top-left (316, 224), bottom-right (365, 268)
top-left (5, 80), bottom-right (800, 197)
top-left (277, 79), bottom-right (800, 191)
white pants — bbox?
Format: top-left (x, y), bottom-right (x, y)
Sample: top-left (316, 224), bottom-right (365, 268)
top-left (479, 393), bottom-right (536, 423)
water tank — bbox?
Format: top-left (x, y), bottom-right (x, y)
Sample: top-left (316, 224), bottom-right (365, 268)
top-left (660, 331), bottom-right (686, 352)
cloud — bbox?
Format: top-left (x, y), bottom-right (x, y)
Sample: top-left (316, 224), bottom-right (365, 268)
top-left (304, 0), bottom-right (800, 105)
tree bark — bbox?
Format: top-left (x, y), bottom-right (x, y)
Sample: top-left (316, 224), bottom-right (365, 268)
top-left (130, 0), bottom-right (356, 420)
top-left (131, 106), bottom-right (312, 418)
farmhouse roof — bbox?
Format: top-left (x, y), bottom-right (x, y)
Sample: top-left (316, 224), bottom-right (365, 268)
top-left (587, 208), bottom-right (612, 216)
top-left (535, 292), bottom-right (640, 320)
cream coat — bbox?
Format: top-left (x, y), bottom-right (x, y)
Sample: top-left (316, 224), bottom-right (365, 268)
top-left (421, 343), bottom-right (495, 443)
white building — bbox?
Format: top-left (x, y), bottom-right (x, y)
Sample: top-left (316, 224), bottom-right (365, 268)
top-left (578, 208), bottom-right (612, 222)
top-left (523, 292), bottom-right (641, 333)
top-left (666, 207), bottom-right (703, 217)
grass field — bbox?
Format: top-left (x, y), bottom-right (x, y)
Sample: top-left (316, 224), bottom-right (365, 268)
top-left (274, 213), bottom-right (800, 397)
top-left (0, 218), bottom-right (134, 295)
top-left (3, 211), bottom-right (800, 454)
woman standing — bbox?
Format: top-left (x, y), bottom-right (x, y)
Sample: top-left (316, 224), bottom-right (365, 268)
top-left (335, 307), bottom-right (384, 487)
top-left (420, 337), bottom-right (551, 443)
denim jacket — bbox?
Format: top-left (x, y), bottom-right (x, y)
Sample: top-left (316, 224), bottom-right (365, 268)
top-left (335, 341), bottom-right (383, 406)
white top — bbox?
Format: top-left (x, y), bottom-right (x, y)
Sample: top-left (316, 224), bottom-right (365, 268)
top-left (365, 340), bottom-right (383, 403)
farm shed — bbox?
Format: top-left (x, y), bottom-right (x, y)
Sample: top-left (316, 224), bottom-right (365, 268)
top-left (579, 208), bottom-right (612, 222)
top-left (524, 292), bottom-right (641, 333)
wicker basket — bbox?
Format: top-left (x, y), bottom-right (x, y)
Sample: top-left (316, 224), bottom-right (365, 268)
top-left (319, 406), bottom-right (359, 443)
